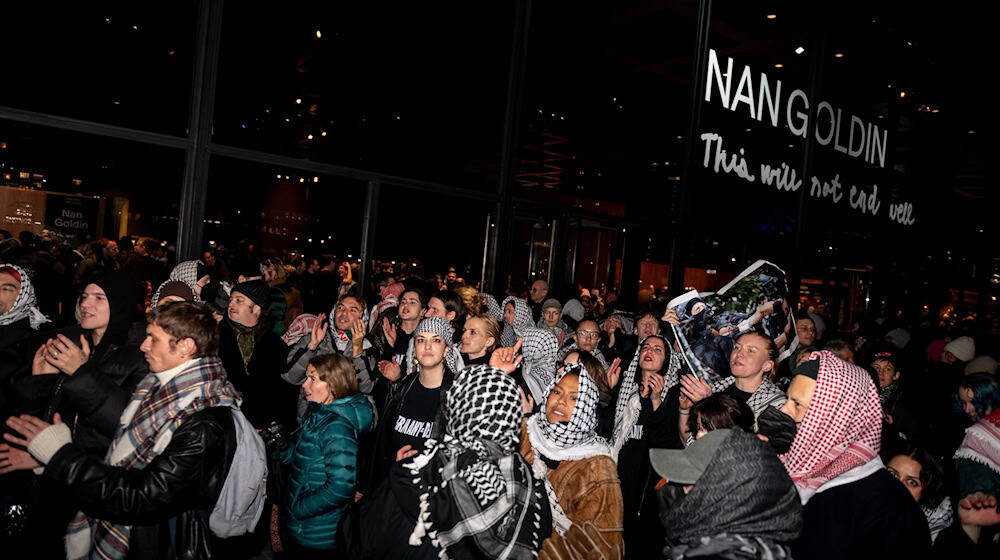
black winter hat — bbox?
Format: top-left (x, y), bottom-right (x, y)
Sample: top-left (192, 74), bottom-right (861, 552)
top-left (231, 279), bottom-right (270, 311)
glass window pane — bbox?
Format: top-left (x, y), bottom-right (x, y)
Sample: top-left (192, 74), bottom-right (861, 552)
top-left (372, 185), bottom-right (491, 289)
top-left (0, 6), bottom-right (197, 134)
top-left (203, 158), bottom-right (367, 303)
top-left (214, 5), bottom-right (513, 190)
top-left (0, 122), bottom-right (184, 245)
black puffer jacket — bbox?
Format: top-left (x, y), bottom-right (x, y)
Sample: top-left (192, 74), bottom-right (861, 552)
top-left (44, 406), bottom-right (237, 560)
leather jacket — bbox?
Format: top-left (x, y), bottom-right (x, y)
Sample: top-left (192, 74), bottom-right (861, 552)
top-left (44, 406), bottom-right (237, 560)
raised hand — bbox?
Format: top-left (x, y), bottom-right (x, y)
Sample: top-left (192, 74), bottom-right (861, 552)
top-left (382, 317), bottom-right (398, 347)
top-left (679, 374), bottom-right (712, 404)
top-left (378, 357), bottom-right (402, 382)
top-left (606, 357), bottom-right (622, 389)
top-left (519, 387), bottom-right (535, 415)
top-left (44, 334), bottom-right (91, 375)
top-left (662, 308), bottom-right (680, 325)
top-left (308, 313), bottom-right (329, 351)
top-left (489, 337), bottom-right (523, 374)
top-left (32, 343), bottom-right (59, 376)
top-left (350, 318), bottom-right (366, 356)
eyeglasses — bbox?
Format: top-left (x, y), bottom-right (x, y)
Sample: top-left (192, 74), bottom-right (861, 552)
top-left (578, 330), bottom-right (600, 339)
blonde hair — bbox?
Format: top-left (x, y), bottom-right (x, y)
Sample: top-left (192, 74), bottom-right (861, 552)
top-left (455, 285), bottom-right (481, 314)
top-left (465, 313), bottom-right (501, 354)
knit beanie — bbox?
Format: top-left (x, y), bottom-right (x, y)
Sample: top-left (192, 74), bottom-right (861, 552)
top-left (157, 280), bottom-right (195, 303)
top-left (542, 298), bottom-right (561, 311)
top-left (884, 328), bottom-right (911, 349)
top-left (232, 279), bottom-right (270, 311)
top-left (944, 336), bottom-right (975, 363)
top-left (965, 355), bottom-right (998, 376)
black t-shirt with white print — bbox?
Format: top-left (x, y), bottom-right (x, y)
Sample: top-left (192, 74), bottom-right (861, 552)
top-left (391, 378), bottom-right (442, 454)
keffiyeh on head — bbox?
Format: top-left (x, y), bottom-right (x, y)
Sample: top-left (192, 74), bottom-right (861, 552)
top-left (779, 351), bottom-right (882, 503)
top-left (406, 316), bottom-right (464, 375)
top-left (150, 259), bottom-right (205, 307)
top-left (406, 365), bottom-right (551, 559)
top-left (521, 327), bottom-right (559, 403)
top-left (528, 363), bottom-right (610, 460)
top-left (613, 334), bottom-right (677, 434)
top-left (482, 293), bottom-right (503, 322)
top-left (500, 296), bottom-right (533, 348)
top-left (0, 264), bottom-right (49, 329)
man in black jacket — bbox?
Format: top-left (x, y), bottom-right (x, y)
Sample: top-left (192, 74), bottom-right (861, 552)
top-left (4, 301), bottom-right (240, 560)
top-left (218, 279), bottom-right (295, 430)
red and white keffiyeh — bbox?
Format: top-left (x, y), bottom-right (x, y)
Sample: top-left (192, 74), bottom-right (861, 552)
top-left (780, 351), bottom-right (882, 498)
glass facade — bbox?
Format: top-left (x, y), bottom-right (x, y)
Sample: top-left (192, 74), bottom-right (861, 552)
top-left (0, 1), bottom-right (995, 331)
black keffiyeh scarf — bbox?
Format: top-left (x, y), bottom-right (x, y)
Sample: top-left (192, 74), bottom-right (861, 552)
top-left (501, 297), bottom-right (534, 348)
top-left (407, 365), bottom-right (551, 559)
top-left (662, 430), bottom-right (802, 552)
top-left (521, 327), bottom-right (560, 403)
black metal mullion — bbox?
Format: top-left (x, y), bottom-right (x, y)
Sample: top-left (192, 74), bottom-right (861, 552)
top-left (177, 0), bottom-right (224, 260)
top-left (0, 105), bottom-right (190, 150)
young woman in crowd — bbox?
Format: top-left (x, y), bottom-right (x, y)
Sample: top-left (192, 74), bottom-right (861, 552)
top-left (537, 298), bottom-right (571, 347)
top-left (425, 289), bottom-right (465, 344)
top-left (606, 333), bottom-right (677, 558)
top-left (779, 350), bottom-right (931, 558)
top-left (501, 296), bottom-right (534, 348)
top-left (380, 287), bottom-right (425, 360)
top-left (676, 331), bottom-right (786, 443)
top-left (872, 350), bottom-right (924, 446)
top-left (404, 365), bottom-right (552, 559)
top-left (283, 354), bottom-right (373, 557)
top-left (458, 312), bottom-right (500, 366)
top-left (521, 362), bottom-right (624, 558)
top-left (884, 441), bottom-right (952, 542)
top-left (452, 284), bottom-right (481, 315)
top-left (358, 317), bottom-right (461, 557)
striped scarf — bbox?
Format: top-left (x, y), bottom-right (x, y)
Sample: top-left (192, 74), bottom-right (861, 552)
top-left (66, 357), bottom-right (240, 560)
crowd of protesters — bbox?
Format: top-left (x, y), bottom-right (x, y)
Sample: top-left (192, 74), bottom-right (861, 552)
top-left (0, 229), bottom-right (998, 559)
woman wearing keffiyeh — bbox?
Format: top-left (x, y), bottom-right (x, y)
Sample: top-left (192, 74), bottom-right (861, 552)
top-left (406, 365), bottom-right (551, 559)
top-left (520, 362), bottom-right (624, 558)
top-left (778, 350), bottom-right (931, 558)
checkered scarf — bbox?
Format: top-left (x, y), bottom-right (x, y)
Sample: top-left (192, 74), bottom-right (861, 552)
top-left (779, 351), bottom-right (882, 502)
top-left (405, 316), bottom-right (464, 376)
top-left (521, 327), bottom-right (559, 403)
top-left (406, 365), bottom-right (550, 559)
top-left (528, 363), bottom-right (611, 460)
top-left (500, 297), bottom-right (534, 348)
top-left (711, 376), bottom-right (787, 415)
top-left (953, 408), bottom-right (1000, 485)
top-left (612, 335), bottom-right (680, 440)
top-left (281, 313), bottom-right (317, 345)
top-left (150, 259), bottom-right (204, 307)
top-left (0, 263), bottom-right (49, 329)
top-left (482, 293), bottom-right (503, 322)
top-left (66, 357), bottom-right (240, 560)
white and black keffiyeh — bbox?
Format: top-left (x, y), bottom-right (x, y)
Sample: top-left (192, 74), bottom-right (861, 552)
top-left (0, 264), bottom-right (49, 329)
top-left (405, 316), bottom-right (465, 375)
top-left (482, 293), bottom-right (503, 322)
top-left (500, 296), bottom-right (534, 348)
top-left (527, 363), bottom-right (611, 460)
top-left (612, 334), bottom-right (680, 447)
top-left (406, 365), bottom-right (551, 559)
top-left (711, 376), bottom-right (787, 415)
top-left (150, 259), bottom-right (204, 307)
top-left (521, 327), bottom-right (560, 403)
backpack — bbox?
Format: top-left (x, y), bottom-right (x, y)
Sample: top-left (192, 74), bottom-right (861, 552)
top-left (209, 407), bottom-right (268, 537)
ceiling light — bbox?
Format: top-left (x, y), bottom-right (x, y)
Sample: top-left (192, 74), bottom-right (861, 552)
top-left (794, 46), bottom-right (805, 54)
top-left (774, 63), bottom-right (784, 68)
top-left (315, 30), bottom-right (322, 39)
top-left (899, 91), bottom-right (906, 98)
top-left (295, 98), bottom-right (302, 104)
top-left (834, 52), bottom-right (844, 58)
top-left (766, 14), bottom-right (777, 19)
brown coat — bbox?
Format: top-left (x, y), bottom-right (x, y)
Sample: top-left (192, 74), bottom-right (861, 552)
top-left (520, 421), bottom-right (625, 555)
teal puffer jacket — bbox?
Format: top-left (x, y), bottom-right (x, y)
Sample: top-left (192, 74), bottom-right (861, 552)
top-left (283, 392), bottom-right (373, 549)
